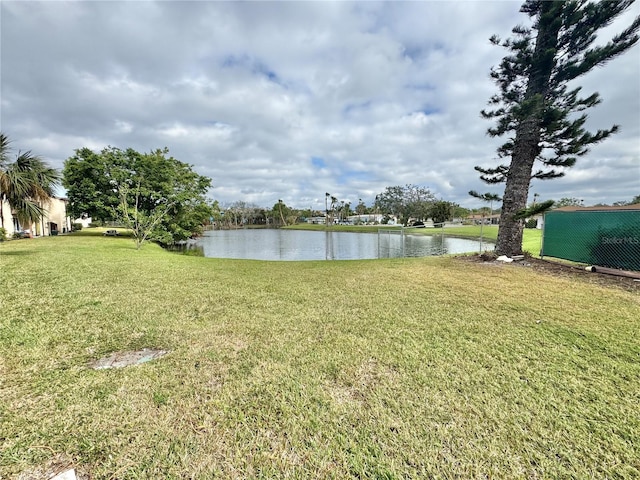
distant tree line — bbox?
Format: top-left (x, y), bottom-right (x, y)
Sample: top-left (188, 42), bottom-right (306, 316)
top-left (216, 184), bottom-right (468, 229)
top-left (373, 184), bottom-right (461, 226)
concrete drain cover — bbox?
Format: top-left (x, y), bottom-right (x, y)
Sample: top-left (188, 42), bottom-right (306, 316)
top-left (90, 348), bottom-right (168, 370)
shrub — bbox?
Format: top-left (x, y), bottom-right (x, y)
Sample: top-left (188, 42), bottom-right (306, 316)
top-left (525, 218), bottom-right (537, 229)
top-left (0, 227), bottom-right (6, 242)
top-left (72, 223), bottom-right (83, 231)
top-left (181, 246), bottom-right (204, 257)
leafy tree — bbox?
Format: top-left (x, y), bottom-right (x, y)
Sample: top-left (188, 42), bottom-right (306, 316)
top-left (430, 200), bottom-right (455, 226)
top-left (452, 204), bottom-right (470, 219)
top-left (554, 197), bottom-right (584, 208)
top-left (221, 202), bottom-right (243, 228)
top-left (469, 191), bottom-right (503, 219)
top-left (208, 199), bottom-right (223, 227)
top-left (375, 185), bottom-right (435, 225)
top-left (355, 198), bottom-right (367, 215)
top-left (612, 194), bottom-right (640, 206)
top-left (246, 205), bottom-right (266, 225)
top-left (476, 0), bottom-right (640, 255)
top-left (275, 199), bottom-right (290, 226)
top-left (337, 201), bottom-right (351, 223)
top-left (330, 195), bottom-right (338, 224)
top-left (320, 194), bottom-right (341, 225)
top-left (115, 180), bottom-right (175, 250)
top-left (62, 147), bottom-right (119, 221)
top-left (222, 201), bottom-right (264, 227)
top-left (0, 133), bottom-right (61, 229)
top-left (375, 187), bottom-right (403, 219)
top-left (64, 146), bottom-right (212, 245)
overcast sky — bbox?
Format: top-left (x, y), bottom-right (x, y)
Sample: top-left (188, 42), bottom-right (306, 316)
top-left (1, 1), bottom-right (638, 210)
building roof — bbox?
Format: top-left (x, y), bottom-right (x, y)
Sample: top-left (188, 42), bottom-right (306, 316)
top-left (553, 203), bottom-right (640, 212)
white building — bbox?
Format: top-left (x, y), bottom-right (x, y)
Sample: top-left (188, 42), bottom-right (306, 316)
top-left (74, 213), bottom-right (92, 228)
top-left (347, 214), bottom-right (393, 224)
top-left (0, 197), bottom-right (71, 237)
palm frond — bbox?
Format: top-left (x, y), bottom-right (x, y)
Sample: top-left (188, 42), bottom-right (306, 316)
top-left (0, 133), bottom-right (61, 227)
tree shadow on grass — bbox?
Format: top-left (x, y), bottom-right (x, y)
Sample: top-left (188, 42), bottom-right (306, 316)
top-left (70, 230), bottom-right (134, 238)
top-left (0, 249), bottom-right (31, 256)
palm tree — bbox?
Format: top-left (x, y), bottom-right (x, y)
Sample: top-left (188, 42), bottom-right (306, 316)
top-left (0, 133), bottom-right (61, 231)
top-left (277, 199), bottom-right (286, 226)
top-left (325, 192), bottom-right (330, 226)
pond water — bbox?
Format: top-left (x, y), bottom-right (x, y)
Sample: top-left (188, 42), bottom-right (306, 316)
top-left (194, 229), bottom-right (493, 261)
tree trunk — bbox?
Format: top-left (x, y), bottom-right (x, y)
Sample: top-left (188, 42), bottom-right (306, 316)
top-left (495, 2), bottom-right (562, 256)
top-left (495, 119), bottom-right (539, 255)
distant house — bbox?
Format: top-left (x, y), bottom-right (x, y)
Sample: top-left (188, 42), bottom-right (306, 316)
top-left (74, 213), bottom-right (92, 228)
top-left (467, 213), bottom-right (500, 225)
top-left (307, 214), bottom-right (396, 225)
top-left (534, 214), bottom-right (544, 229)
top-left (347, 214), bottom-right (396, 224)
top-left (0, 197), bottom-right (71, 237)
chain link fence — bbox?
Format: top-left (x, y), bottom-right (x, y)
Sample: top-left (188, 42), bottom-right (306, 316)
top-left (377, 225), bottom-right (488, 258)
top-left (541, 207), bottom-right (640, 271)
top-left (377, 228), bottom-right (406, 258)
top-left (377, 228), bottom-right (450, 258)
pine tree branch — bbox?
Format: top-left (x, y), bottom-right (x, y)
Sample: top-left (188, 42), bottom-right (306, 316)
top-left (513, 200), bottom-right (555, 219)
top-left (474, 164), bottom-right (509, 184)
top-left (531, 169), bottom-right (565, 180)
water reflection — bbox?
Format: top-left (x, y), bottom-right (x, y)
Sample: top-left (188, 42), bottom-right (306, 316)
top-left (195, 229), bottom-right (493, 261)
top-left (325, 230), bottom-right (333, 260)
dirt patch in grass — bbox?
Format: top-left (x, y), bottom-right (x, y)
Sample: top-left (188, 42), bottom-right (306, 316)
top-left (89, 348), bottom-right (169, 369)
top-left (458, 254), bottom-right (640, 293)
top-left (16, 453), bottom-right (90, 480)
top-left (326, 358), bottom-right (400, 406)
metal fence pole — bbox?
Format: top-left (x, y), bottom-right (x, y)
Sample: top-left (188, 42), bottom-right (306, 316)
top-left (540, 213), bottom-right (545, 259)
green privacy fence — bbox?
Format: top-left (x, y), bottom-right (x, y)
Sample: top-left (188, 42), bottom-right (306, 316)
top-left (541, 208), bottom-right (640, 271)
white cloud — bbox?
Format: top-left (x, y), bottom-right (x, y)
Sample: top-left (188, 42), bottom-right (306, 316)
top-left (1, 0), bottom-right (638, 210)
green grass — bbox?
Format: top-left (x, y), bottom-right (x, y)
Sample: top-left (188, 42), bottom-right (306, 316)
top-left (521, 228), bottom-right (543, 255)
top-left (283, 223), bottom-right (389, 233)
top-left (1, 235), bottom-right (639, 478)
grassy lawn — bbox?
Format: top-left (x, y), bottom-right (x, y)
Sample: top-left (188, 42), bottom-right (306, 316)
top-left (1, 234), bottom-right (638, 478)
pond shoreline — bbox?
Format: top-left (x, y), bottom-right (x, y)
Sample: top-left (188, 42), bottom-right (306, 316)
top-left (193, 228), bottom-right (493, 261)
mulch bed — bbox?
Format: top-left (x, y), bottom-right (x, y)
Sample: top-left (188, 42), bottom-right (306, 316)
top-left (458, 254), bottom-right (640, 293)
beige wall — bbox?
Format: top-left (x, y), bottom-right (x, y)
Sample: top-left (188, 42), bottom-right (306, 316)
top-left (0, 200), bottom-right (14, 235)
top-left (0, 197), bottom-right (70, 237)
